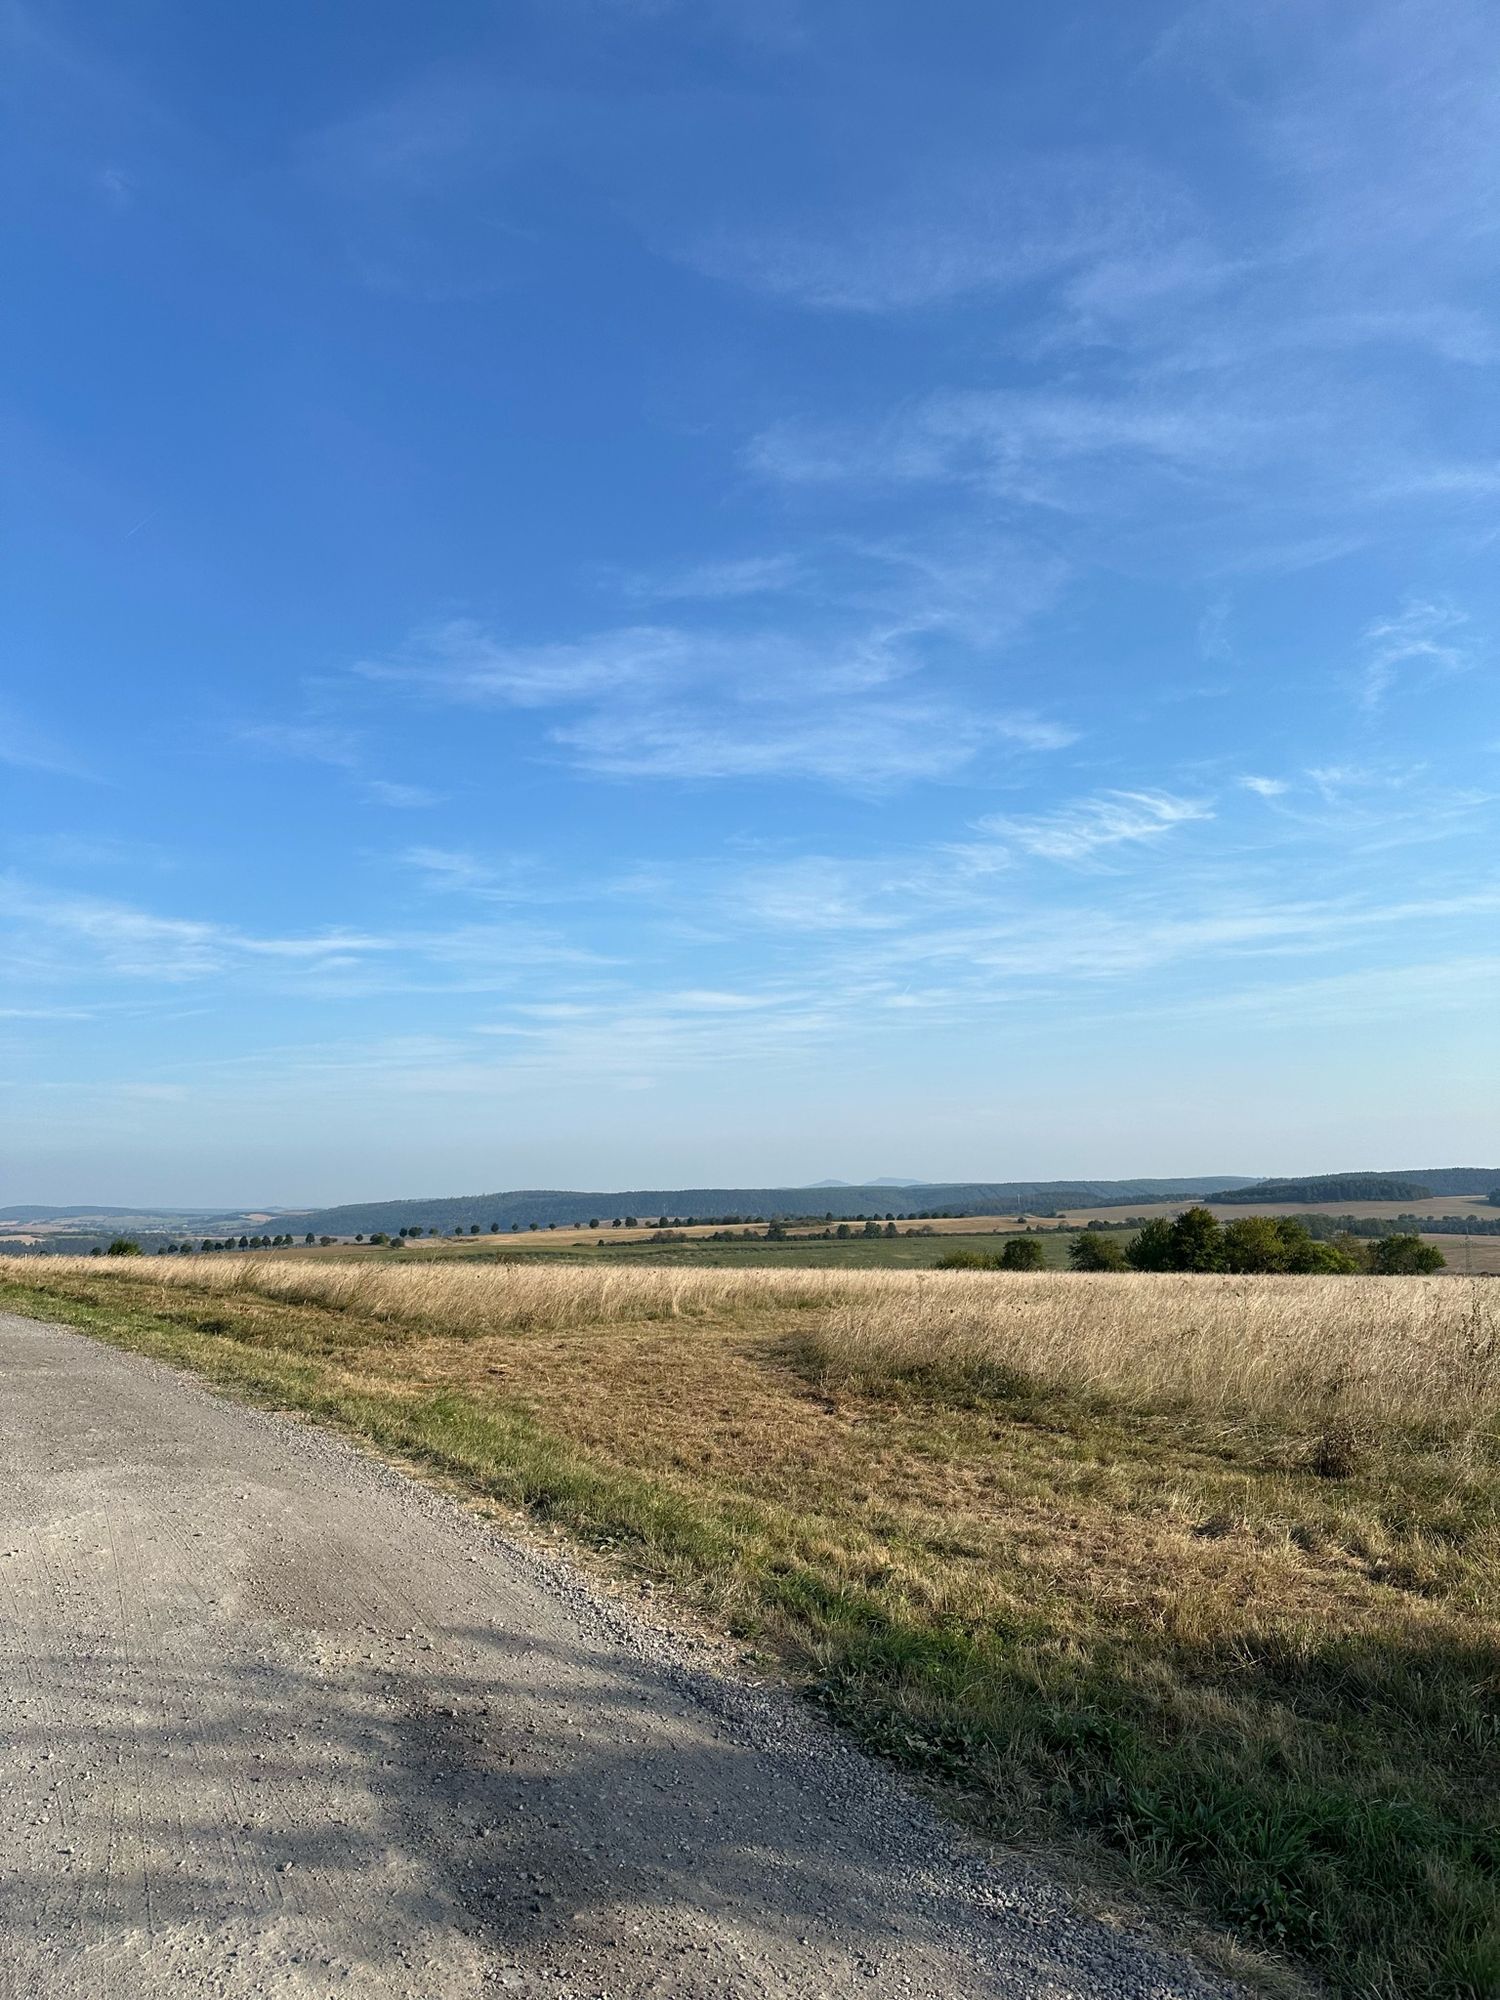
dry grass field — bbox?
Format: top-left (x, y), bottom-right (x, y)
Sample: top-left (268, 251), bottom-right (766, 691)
top-left (3, 1254), bottom-right (1497, 1998)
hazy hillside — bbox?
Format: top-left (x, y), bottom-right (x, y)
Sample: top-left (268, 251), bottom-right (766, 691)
top-left (1209, 1174), bottom-right (1434, 1204)
top-left (1212, 1168), bottom-right (1500, 1202)
top-left (0, 1205), bottom-right (218, 1225)
top-left (238, 1177), bottom-right (1256, 1238)
top-left (10, 1168), bottom-right (1497, 1244)
top-left (1394, 1167), bottom-right (1500, 1196)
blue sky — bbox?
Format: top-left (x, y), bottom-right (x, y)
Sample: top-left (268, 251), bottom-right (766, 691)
top-left (4, 0), bottom-right (1498, 1205)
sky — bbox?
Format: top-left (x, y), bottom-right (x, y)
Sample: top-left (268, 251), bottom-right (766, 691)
top-left (3, 0), bottom-right (1498, 1206)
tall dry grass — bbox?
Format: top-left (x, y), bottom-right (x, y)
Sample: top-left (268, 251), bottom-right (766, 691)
top-left (4, 1253), bottom-right (851, 1335)
top-left (806, 1270), bottom-right (1500, 1442)
top-left (10, 1255), bottom-right (1497, 1441)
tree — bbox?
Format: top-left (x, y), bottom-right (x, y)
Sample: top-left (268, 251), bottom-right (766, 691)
top-left (1070, 1231), bottom-right (1126, 1271)
top-left (1296, 1237), bottom-right (1361, 1274)
top-left (1171, 1206), bottom-right (1225, 1271)
top-left (1271, 1217), bottom-right (1362, 1274)
top-left (1222, 1215), bottom-right (1290, 1273)
top-left (106, 1238), bottom-right (142, 1257)
top-left (999, 1235), bottom-right (1045, 1270)
top-left (1125, 1217), bottom-right (1178, 1271)
top-left (1370, 1233), bottom-right (1445, 1275)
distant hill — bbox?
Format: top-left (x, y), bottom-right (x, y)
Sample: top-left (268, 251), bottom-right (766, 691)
top-left (218, 1177), bottom-right (1257, 1239)
top-left (11, 1168), bottom-right (1496, 1246)
top-left (1396, 1168), bottom-right (1500, 1196)
top-left (805, 1177), bottom-right (930, 1188)
top-left (0, 1204), bottom-right (221, 1225)
top-left (1209, 1174), bottom-right (1433, 1205)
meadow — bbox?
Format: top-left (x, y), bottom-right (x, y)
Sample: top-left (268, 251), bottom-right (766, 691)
top-left (2, 1253), bottom-right (1496, 1998)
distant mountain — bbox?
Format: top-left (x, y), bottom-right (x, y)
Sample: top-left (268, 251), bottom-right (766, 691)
top-left (804, 1177), bottom-right (930, 1188)
top-left (0, 1204), bottom-right (221, 1224)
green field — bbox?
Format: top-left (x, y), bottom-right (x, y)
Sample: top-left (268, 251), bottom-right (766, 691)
top-left (393, 1226), bottom-right (1105, 1271)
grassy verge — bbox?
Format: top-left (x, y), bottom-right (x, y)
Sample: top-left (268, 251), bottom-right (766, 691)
top-left (3, 1261), bottom-right (1497, 1999)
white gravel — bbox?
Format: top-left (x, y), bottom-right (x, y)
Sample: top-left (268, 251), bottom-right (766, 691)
top-left (0, 1309), bottom-right (1236, 2000)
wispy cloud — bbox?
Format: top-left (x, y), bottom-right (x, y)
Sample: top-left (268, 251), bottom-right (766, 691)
top-left (359, 615), bottom-right (1075, 789)
top-left (683, 152), bottom-right (1196, 313)
top-left (977, 790), bottom-right (1212, 863)
top-left (1356, 600), bottom-right (1477, 709)
top-left (362, 779), bottom-right (443, 809)
top-left (239, 720), bottom-right (439, 810)
top-left (0, 706), bottom-right (91, 779)
top-left (749, 388), bottom-right (1259, 506)
top-left (0, 877), bottom-right (597, 994)
top-left (240, 722), bottom-right (363, 769)
top-left (614, 553), bottom-right (806, 602)
top-left (558, 702), bottom-right (1072, 787)
top-left (1240, 775), bottom-right (1289, 798)
top-left (400, 847), bottom-right (544, 902)
top-left (730, 2), bottom-right (1500, 583)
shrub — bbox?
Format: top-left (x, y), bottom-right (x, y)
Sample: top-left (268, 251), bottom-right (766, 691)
top-left (1124, 1217), bottom-right (1179, 1271)
top-left (998, 1235), bottom-right (1045, 1271)
top-left (1370, 1233), bottom-right (1445, 1275)
top-left (1070, 1231), bottom-right (1126, 1271)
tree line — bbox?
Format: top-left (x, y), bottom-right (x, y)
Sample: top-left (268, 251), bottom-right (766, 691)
top-left (1069, 1209), bottom-right (1444, 1274)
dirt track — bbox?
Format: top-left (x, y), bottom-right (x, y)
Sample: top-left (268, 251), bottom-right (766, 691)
top-left (0, 1310), bottom-right (1227, 1999)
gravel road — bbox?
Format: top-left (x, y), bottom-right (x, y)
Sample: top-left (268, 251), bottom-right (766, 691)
top-left (0, 1309), bottom-right (1231, 2000)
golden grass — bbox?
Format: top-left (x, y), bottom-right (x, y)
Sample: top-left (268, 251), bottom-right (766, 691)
top-left (4, 1253), bottom-right (1498, 1997)
top-left (40, 1254), bottom-right (1500, 1440)
top-left (807, 1270), bottom-right (1500, 1442)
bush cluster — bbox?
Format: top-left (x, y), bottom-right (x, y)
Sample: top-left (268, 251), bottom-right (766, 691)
top-left (1069, 1208), bottom-right (1445, 1275)
top-left (935, 1236), bottom-right (1047, 1272)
